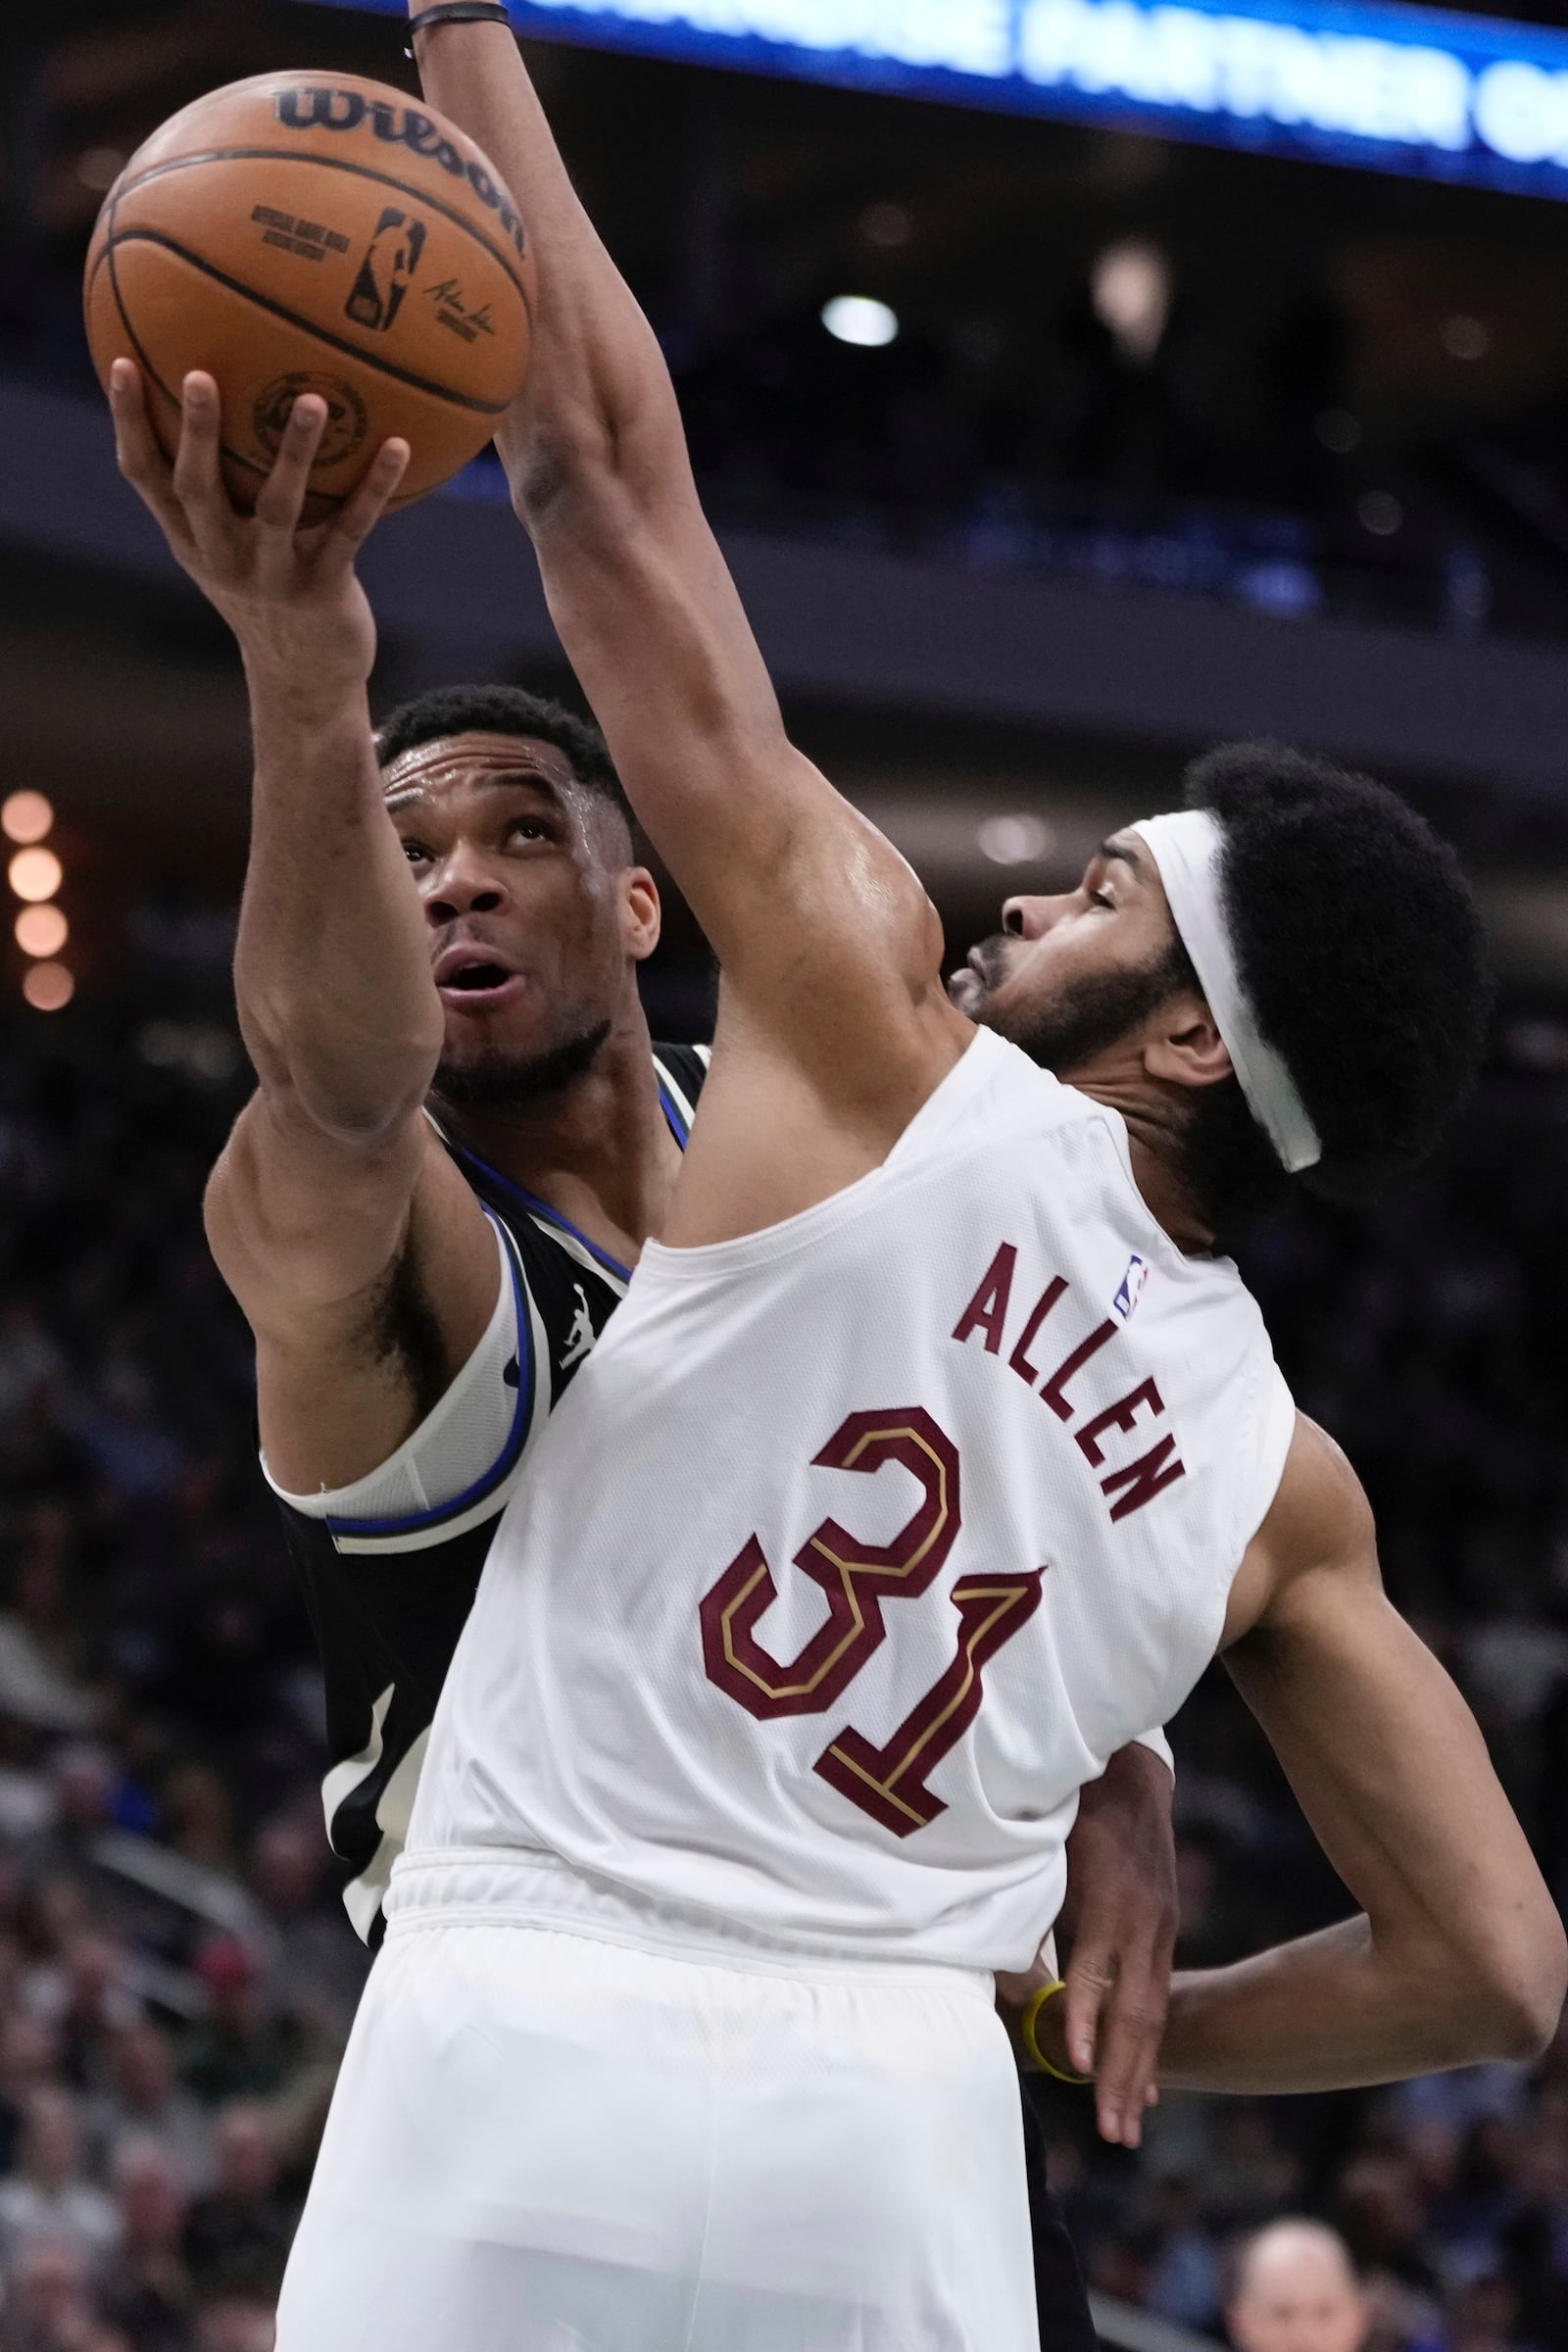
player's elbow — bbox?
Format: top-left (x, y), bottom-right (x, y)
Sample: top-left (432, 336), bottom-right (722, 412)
top-left (504, 408), bottom-right (653, 538)
top-left (509, 417), bottom-right (606, 527)
top-left (1447, 1901), bottom-right (1568, 2065)
top-left (252, 1051), bottom-right (435, 1157)
top-left (290, 1081), bottom-right (432, 1154)
top-left (505, 394), bottom-right (688, 541)
top-left (1477, 1911), bottom-right (1568, 2062)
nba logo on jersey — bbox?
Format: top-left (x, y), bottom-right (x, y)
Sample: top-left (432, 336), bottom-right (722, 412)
top-left (1112, 1252), bottom-right (1151, 1322)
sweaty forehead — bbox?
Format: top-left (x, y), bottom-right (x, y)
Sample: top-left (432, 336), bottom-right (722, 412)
top-left (380, 730), bottom-right (580, 806)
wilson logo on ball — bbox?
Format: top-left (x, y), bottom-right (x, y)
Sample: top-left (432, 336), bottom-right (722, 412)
top-left (85, 71), bottom-right (536, 518)
top-left (346, 209), bottom-right (427, 335)
top-left (274, 87), bottom-right (527, 258)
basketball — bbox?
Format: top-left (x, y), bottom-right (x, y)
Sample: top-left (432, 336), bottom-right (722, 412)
top-left (83, 72), bottom-right (536, 517)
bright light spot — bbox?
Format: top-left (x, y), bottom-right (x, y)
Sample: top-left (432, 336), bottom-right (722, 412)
top-left (1358, 490), bottom-right (1404, 537)
top-left (2, 792), bottom-right (53, 845)
top-left (15, 906), bottom-right (67, 957)
top-left (1442, 314), bottom-right (1490, 362)
top-left (23, 962), bottom-right (74, 1012)
top-left (9, 848), bottom-right (62, 903)
top-left (75, 147), bottom-right (125, 193)
top-left (977, 813), bottom-right (1053, 866)
top-left (1091, 240), bottom-right (1171, 365)
top-left (822, 295), bottom-right (899, 349)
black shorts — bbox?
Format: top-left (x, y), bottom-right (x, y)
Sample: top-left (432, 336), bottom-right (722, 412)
top-left (1022, 2077), bottom-right (1099, 2352)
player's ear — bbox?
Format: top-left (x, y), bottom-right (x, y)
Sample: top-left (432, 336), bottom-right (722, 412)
top-left (620, 867), bottom-right (662, 962)
top-left (1144, 989), bottom-right (1232, 1094)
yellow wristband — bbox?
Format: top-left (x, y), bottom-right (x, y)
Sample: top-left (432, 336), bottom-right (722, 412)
top-left (1020, 1981), bottom-right (1093, 2084)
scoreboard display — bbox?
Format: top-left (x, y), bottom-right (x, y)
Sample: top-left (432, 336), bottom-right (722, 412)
top-left (325, 0), bottom-right (1568, 199)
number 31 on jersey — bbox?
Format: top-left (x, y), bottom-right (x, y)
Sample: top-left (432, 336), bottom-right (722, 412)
top-left (700, 1407), bottom-right (1043, 1837)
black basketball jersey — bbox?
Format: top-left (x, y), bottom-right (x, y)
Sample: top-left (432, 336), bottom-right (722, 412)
top-left (271, 1044), bottom-right (710, 1944)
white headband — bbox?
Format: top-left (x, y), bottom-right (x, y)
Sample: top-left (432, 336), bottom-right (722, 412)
top-left (1129, 810), bottom-right (1322, 1176)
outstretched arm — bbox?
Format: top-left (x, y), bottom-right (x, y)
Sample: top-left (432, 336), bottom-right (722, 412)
top-left (1070, 1421), bottom-right (1563, 2122)
top-left (411, 13), bottom-right (968, 1181)
top-left (110, 367), bottom-right (498, 1491)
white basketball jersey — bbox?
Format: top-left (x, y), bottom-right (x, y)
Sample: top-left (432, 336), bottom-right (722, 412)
top-left (409, 1028), bottom-right (1296, 1971)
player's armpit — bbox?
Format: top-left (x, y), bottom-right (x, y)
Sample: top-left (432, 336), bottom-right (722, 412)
top-left (205, 1091), bottom-right (499, 1494)
top-left (1157, 1418), bottom-right (1567, 2095)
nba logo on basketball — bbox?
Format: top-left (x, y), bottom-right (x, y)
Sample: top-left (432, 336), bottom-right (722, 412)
top-left (1112, 1253), bottom-right (1151, 1322)
top-left (346, 208), bottom-right (428, 333)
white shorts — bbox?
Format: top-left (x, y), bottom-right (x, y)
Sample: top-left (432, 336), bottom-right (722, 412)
top-left (277, 1851), bottom-right (1039, 2352)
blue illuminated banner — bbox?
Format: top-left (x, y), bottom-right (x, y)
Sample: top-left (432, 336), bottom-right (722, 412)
top-left (328, 0), bottom-right (1568, 197)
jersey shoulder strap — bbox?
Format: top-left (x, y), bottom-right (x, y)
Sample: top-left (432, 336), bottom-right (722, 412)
top-left (652, 1041), bottom-right (710, 1144)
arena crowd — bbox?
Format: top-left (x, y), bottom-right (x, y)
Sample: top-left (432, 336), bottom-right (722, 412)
top-left (0, 967), bottom-right (1564, 2351)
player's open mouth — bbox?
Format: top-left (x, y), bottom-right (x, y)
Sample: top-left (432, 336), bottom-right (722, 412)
top-left (434, 948), bottom-right (527, 1013)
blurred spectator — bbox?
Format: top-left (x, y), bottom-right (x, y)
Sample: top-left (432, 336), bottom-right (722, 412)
top-left (0, 2232), bottom-right (123, 2352)
top-left (157, 1776), bottom-right (233, 1884)
top-left (1227, 2220), bottom-right (1369, 2352)
top-left (99, 2138), bottom-right (192, 2352)
top-left (1442, 2272), bottom-right (1531, 2352)
top-left (246, 1824), bottom-right (365, 2041)
top-left (179, 1948), bottom-right (301, 2114)
top-left (1146, 2172), bottom-right (1223, 2330)
top-left (181, 2110), bottom-right (292, 2303)
top-left (14, 1759), bottom-right (158, 1955)
top-left (0, 1304), bottom-right (63, 1429)
top-left (0, 1602), bottom-right (91, 1748)
top-left (0, 2026), bottom-right (62, 2180)
top-left (1205, 2106), bottom-right (1306, 2238)
top-left (190, 2300), bottom-right (273, 2352)
top-left (0, 2088), bottom-right (119, 2267)
top-left (50, 1940), bottom-right (141, 2094)
top-left (87, 2029), bottom-right (212, 2197)
top-left (1338, 2153), bottom-right (1442, 2294)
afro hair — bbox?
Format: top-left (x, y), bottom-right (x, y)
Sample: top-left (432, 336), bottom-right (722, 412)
top-left (1189, 741), bottom-right (1491, 1208)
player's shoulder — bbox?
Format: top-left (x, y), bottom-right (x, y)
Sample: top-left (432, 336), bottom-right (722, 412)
top-left (1253, 1412), bottom-right (1377, 1592)
top-left (1221, 1412), bottom-right (1378, 1648)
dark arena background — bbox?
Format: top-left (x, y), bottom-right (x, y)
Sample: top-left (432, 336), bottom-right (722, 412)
top-left (3, 3), bottom-right (1568, 2348)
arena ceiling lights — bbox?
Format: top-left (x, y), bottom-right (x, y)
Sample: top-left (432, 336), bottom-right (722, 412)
top-left (336, 0), bottom-right (1568, 197)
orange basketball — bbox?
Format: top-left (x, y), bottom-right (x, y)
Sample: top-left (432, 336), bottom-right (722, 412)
top-left (84, 72), bottom-right (536, 518)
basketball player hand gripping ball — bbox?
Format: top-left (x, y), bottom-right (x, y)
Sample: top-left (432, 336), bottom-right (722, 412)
top-left (85, 74), bottom-right (535, 518)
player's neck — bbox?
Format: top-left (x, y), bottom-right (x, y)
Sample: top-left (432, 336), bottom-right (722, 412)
top-left (437, 1006), bottom-right (682, 1265)
top-left (1072, 1076), bottom-right (1219, 1255)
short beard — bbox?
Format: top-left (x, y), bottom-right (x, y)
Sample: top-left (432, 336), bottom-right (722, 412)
top-left (972, 934), bottom-right (1292, 1244)
top-left (975, 935), bottom-right (1198, 1074)
top-left (431, 1020), bottom-right (612, 1115)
